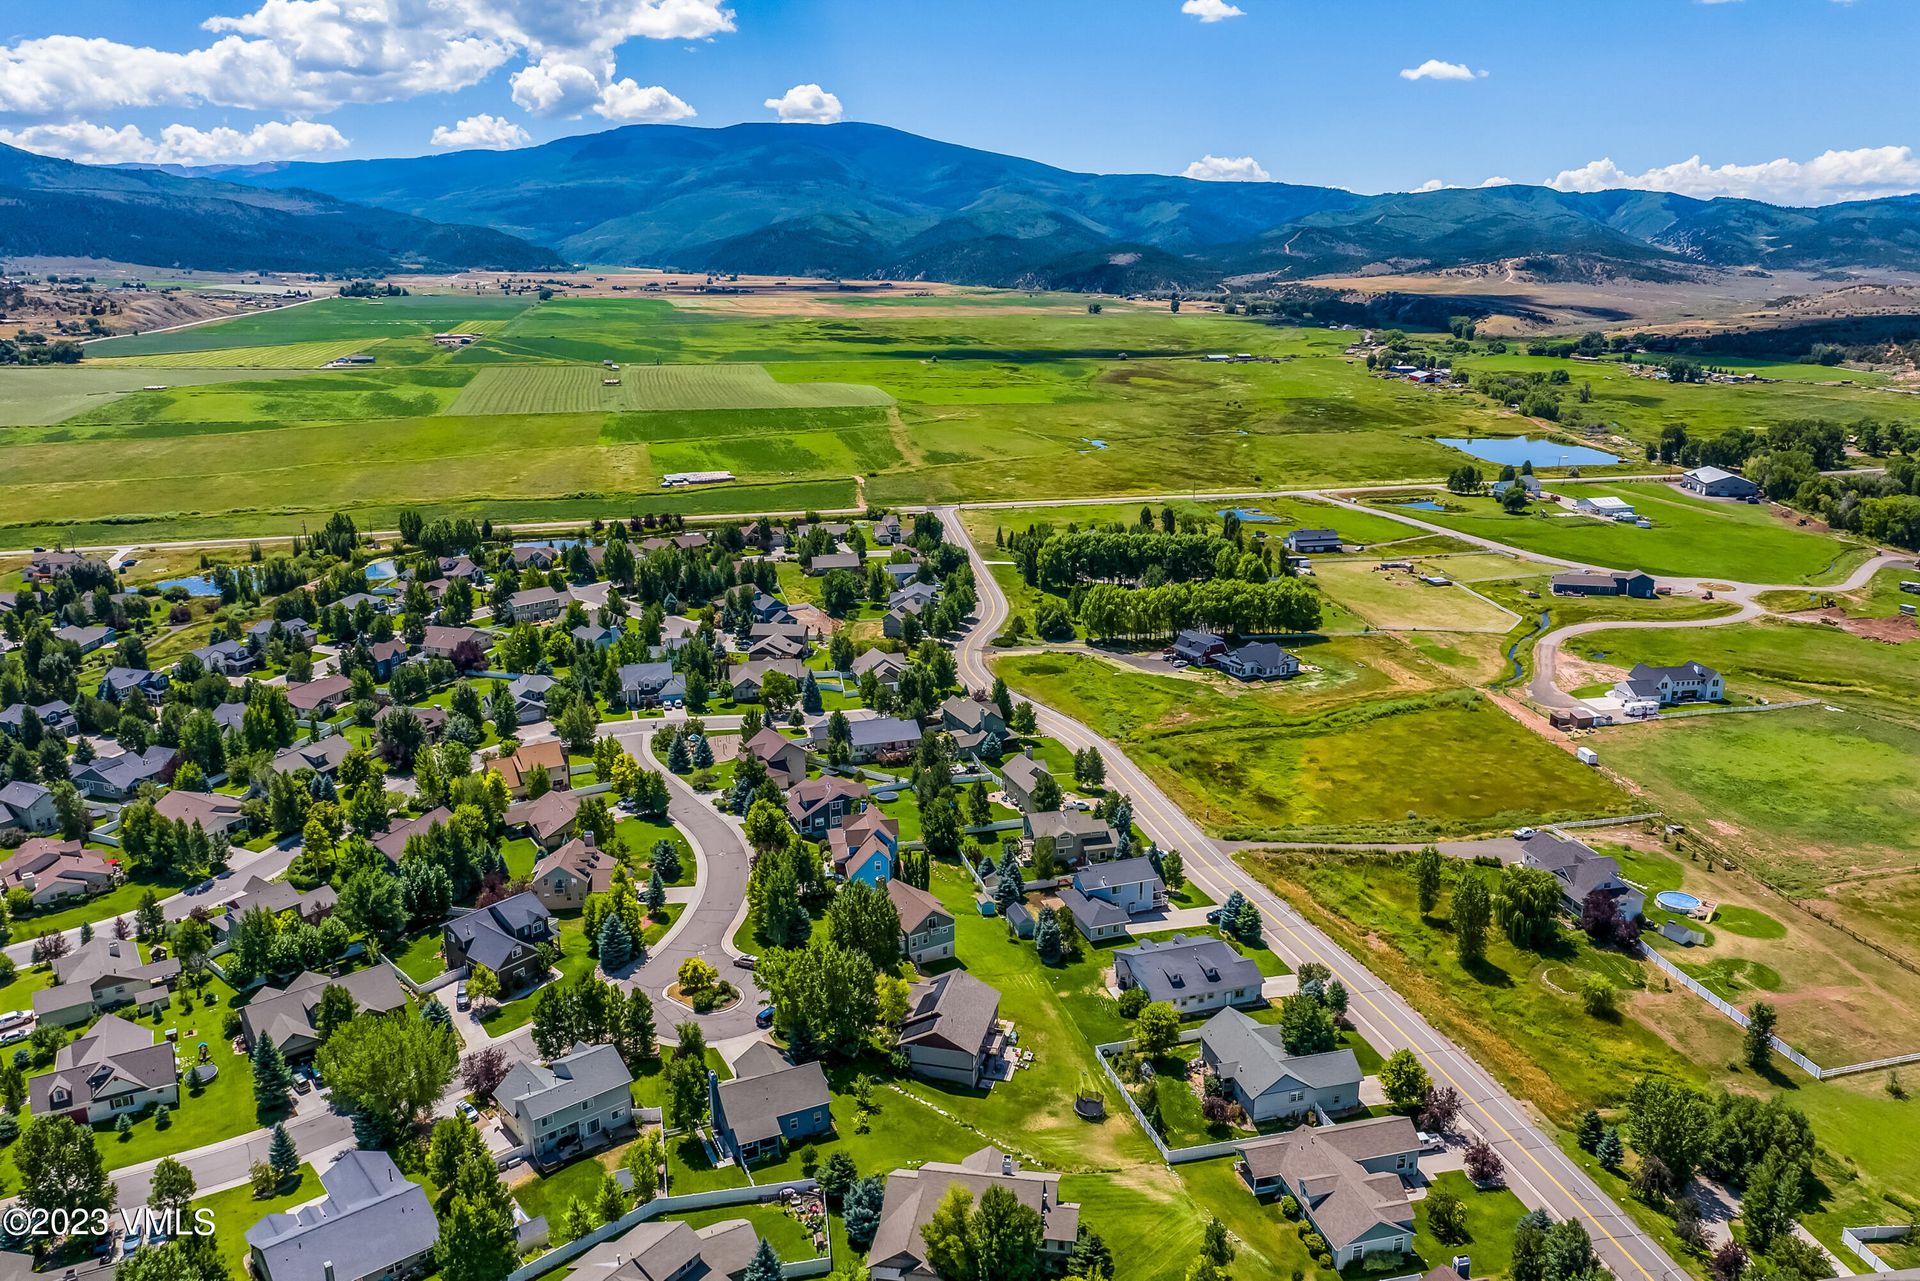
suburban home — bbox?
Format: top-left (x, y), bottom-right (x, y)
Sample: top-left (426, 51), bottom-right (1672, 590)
top-left (218, 875), bottom-right (338, 934)
top-left (570, 622), bottom-right (622, 651)
top-left (1200, 1008), bottom-right (1363, 1122)
top-left (1, 700), bottom-right (74, 736)
top-left (485, 738), bottom-right (571, 798)
top-left (889, 581), bottom-right (939, 612)
top-left (852, 649), bottom-right (909, 687)
top-left (1067, 855), bottom-right (1165, 919)
top-left (784, 775), bottom-right (869, 837)
top-left (71, 745), bottom-right (177, 800)
top-left (730, 658), bottom-right (806, 702)
top-left (1284, 528), bottom-right (1343, 554)
top-left (1113, 935), bottom-right (1263, 1015)
top-left (506, 673), bottom-right (556, 723)
top-left (373, 806), bottom-right (453, 863)
top-left (98, 666), bottom-right (170, 703)
top-left (1682, 466), bottom-right (1760, 499)
top-left (503, 790), bottom-right (582, 850)
top-left (1235, 1116), bottom-right (1422, 1269)
top-left (505, 585), bottom-right (571, 623)
top-left (938, 695), bottom-right (1007, 740)
top-left (53, 624), bottom-right (113, 654)
top-left (1217, 642), bottom-right (1301, 681)
top-left (333, 592), bottom-right (393, 616)
top-left (869, 1147), bottom-right (1079, 1281)
top-left (659, 616), bottom-right (700, 651)
top-left (510, 545), bottom-right (562, 570)
top-left (364, 639), bottom-right (410, 680)
top-left (617, 660), bottom-right (685, 710)
top-left (0, 780), bottom-right (58, 834)
top-left (246, 618), bottom-right (316, 650)
top-left (998, 754), bottom-right (1054, 812)
top-left (749, 591), bottom-right (791, 623)
top-left (873, 514), bottom-right (904, 544)
top-left (530, 833), bottom-right (618, 910)
top-left (1024, 810), bottom-right (1119, 865)
top-left (246, 1149), bottom-right (440, 1281)
top-left (28, 1014), bottom-right (179, 1124)
top-left (284, 675), bottom-right (355, 719)
top-left (1521, 831), bottom-right (1646, 923)
top-left (190, 639), bottom-right (255, 675)
top-left (828, 807), bottom-right (899, 888)
top-left (709, 1042), bottom-right (832, 1165)
top-left (0, 838), bottom-right (118, 906)
top-left (1172, 629), bottom-right (1229, 666)
top-left (33, 936), bottom-right (180, 1027)
top-left (497, 1042), bottom-right (635, 1168)
top-left (1574, 495), bottom-right (1636, 520)
top-left (887, 878), bottom-right (956, 964)
top-left (882, 603), bottom-right (925, 640)
top-left (746, 632), bottom-right (806, 662)
top-left (568, 1218), bottom-right (759, 1281)
top-left (432, 555), bottom-right (483, 582)
top-left (834, 714), bottom-right (923, 763)
top-left (154, 788), bottom-right (249, 836)
top-left (271, 735), bottom-right (356, 778)
top-left (240, 968), bottom-right (408, 1060)
top-left (744, 727), bottom-right (809, 785)
top-left (806, 550), bottom-right (862, 576)
top-left (421, 625), bottom-right (492, 663)
top-left (1612, 660), bottom-right (1723, 707)
top-left (1491, 476), bottom-right (1542, 500)
top-left (897, 971), bottom-right (1006, 1088)
top-left (27, 551), bottom-right (106, 583)
top-left (1551, 569), bottom-right (1656, 598)
top-left (443, 892), bottom-right (555, 991)
top-left (883, 560), bottom-right (923, 588)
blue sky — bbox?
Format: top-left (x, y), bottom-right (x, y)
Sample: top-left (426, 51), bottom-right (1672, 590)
top-left (1, 0), bottom-right (1916, 204)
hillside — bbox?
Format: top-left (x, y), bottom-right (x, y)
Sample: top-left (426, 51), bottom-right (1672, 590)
top-left (0, 143), bottom-right (562, 275)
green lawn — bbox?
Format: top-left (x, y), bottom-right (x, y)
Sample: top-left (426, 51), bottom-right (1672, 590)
top-left (512, 1145), bottom-right (623, 1226)
top-left (1401, 1173), bottom-right (1529, 1280)
top-left (194, 1163), bottom-right (321, 1277)
top-left (10, 869), bottom-right (189, 939)
top-left (0, 962), bottom-right (57, 1014)
top-left (386, 930), bottom-right (448, 983)
top-left (478, 912), bottom-right (594, 1035)
top-left (670, 1204), bottom-right (822, 1261)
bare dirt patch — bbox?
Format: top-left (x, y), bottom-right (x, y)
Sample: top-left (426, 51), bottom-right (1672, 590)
top-left (1804, 607), bottom-right (1916, 644)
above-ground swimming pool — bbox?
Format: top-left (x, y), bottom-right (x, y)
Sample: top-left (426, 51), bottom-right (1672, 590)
top-left (1656, 891), bottom-right (1702, 913)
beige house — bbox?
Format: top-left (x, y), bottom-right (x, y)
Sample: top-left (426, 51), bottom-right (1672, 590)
top-left (530, 833), bottom-right (617, 910)
top-left (33, 937), bottom-right (179, 1027)
top-left (886, 879), bottom-right (956, 965)
top-left (0, 838), bottom-right (118, 906)
top-left (28, 1015), bottom-right (179, 1124)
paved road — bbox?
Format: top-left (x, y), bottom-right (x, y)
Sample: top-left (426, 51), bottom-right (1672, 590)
top-left (936, 505), bottom-right (1690, 1281)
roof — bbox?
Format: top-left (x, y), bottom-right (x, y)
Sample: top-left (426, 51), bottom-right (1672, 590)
top-left (533, 836), bottom-right (617, 896)
top-left (844, 715), bottom-right (922, 751)
top-left (499, 1042), bottom-right (633, 1119)
top-left (503, 791), bottom-right (580, 844)
top-left (446, 893), bottom-right (552, 972)
top-left (885, 878), bottom-right (951, 935)
top-left (240, 968), bottom-right (408, 1055)
top-left (1073, 855), bottom-right (1160, 893)
top-left (869, 1147), bottom-right (1075, 1275)
top-left (484, 738), bottom-right (567, 790)
top-left (1628, 660), bottom-right (1720, 683)
top-left (154, 789), bottom-right (246, 828)
top-left (715, 1056), bottom-right (829, 1147)
top-left (1581, 495), bottom-right (1634, 511)
top-left (245, 1149), bottom-right (439, 1281)
top-left (898, 970), bottom-right (1000, 1056)
top-left (570, 1219), bottom-right (759, 1281)
top-left (1115, 935), bottom-right (1260, 1003)
top-left (272, 735), bottom-right (355, 776)
top-left (374, 805), bottom-right (453, 860)
top-left (1286, 528), bottom-right (1341, 544)
top-left (0, 839), bottom-right (112, 892)
top-left (1687, 465), bottom-right (1740, 484)
top-left (1201, 1008), bottom-right (1361, 1101)
top-left (617, 660), bottom-right (676, 691)
top-left (73, 746), bottom-right (175, 793)
top-left (784, 775), bottom-right (868, 823)
top-left (999, 755), bottom-right (1050, 794)
top-left (422, 625), bottom-right (491, 653)
top-left (732, 658), bottom-right (806, 690)
top-left (745, 727), bottom-right (806, 769)
top-left (1056, 885), bottom-right (1128, 931)
top-left (28, 1014), bottom-right (176, 1114)
top-left (1026, 809), bottom-right (1115, 845)
top-left (1236, 1116), bottom-right (1419, 1249)
top-left (1226, 641), bottom-right (1293, 669)
top-left (852, 649), bottom-right (908, 678)
top-left (284, 675), bottom-right (354, 712)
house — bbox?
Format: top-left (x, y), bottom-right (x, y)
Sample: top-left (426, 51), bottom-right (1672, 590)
top-left (504, 790), bottom-right (582, 850)
top-left (247, 618), bottom-right (316, 650)
top-left (749, 591), bottom-right (791, 623)
top-left (509, 545), bottom-right (562, 570)
top-left (240, 968), bottom-right (408, 1060)
top-left (443, 892), bottom-right (555, 991)
top-left (1550, 570), bottom-right (1656, 599)
top-left (998, 755), bottom-right (1053, 813)
top-left (271, 735), bottom-right (356, 778)
top-left (748, 620), bottom-right (816, 651)
top-left (883, 560), bottom-right (923, 588)
top-left (886, 878), bottom-right (956, 965)
top-left (506, 673), bottom-right (556, 723)
top-left (334, 593), bottom-right (393, 616)
top-left (709, 1044), bottom-right (832, 1165)
top-left (1521, 831), bottom-right (1646, 922)
top-left (285, 675), bottom-right (355, 718)
top-left (364, 639), bottom-right (410, 680)
top-left (730, 658), bottom-right (806, 702)
top-left (897, 971), bottom-right (1005, 1088)
top-left (497, 1042), bottom-right (634, 1168)
top-left (568, 1218), bottom-right (759, 1281)
top-left (836, 714), bottom-right (922, 763)
top-left (869, 1147), bottom-right (1078, 1281)
top-left (828, 808), bottom-right (899, 888)
top-left (1171, 629), bottom-right (1229, 666)
top-left (0, 781), bottom-right (57, 835)
top-left (1235, 1116), bottom-right (1422, 1269)
top-left (746, 632), bottom-right (805, 662)
top-left (505, 585), bottom-right (570, 623)
top-left (873, 514), bottom-right (904, 545)
top-left (246, 1149), bottom-right (439, 1281)
top-left (1574, 495), bottom-right (1636, 520)
top-left (33, 936), bottom-right (179, 1027)
top-left (1, 700), bottom-right (74, 736)
top-left (1682, 466), bottom-right (1759, 499)
top-left (1070, 856), bottom-right (1165, 915)
top-left (882, 604), bottom-right (923, 640)
top-left (939, 695), bottom-right (1007, 740)
top-left (421, 625), bottom-right (491, 663)
top-left (0, 839), bottom-right (117, 906)
top-left (71, 745), bottom-right (176, 800)
top-left (617, 661), bottom-right (685, 710)
top-left (53, 624), bottom-right (113, 654)
top-left (98, 666), bottom-right (170, 703)
top-left (373, 806), bottom-right (453, 863)
top-left (1200, 1008), bottom-right (1362, 1122)
top-left (484, 738), bottom-right (571, 798)
top-left (154, 789), bottom-right (249, 836)
top-left (1024, 810), bottom-right (1119, 865)
top-left (1284, 528), bottom-right (1343, 554)
top-left (744, 727), bottom-right (809, 785)
top-left (1218, 642), bottom-right (1300, 681)
top-left (27, 551), bottom-right (106, 583)
top-left (190, 639), bottom-right (256, 675)
top-left (1113, 935), bottom-right (1263, 1015)
top-left (219, 875), bottom-right (338, 932)
top-left (530, 833), bottom-right (618, 911)
top-left (1491, 476), bottom-right (1542, 500)
top-left (784, 776), bottom-right (869, 837)
top-left (570, 622), bottom-right (622, 651)
top-left (889, 581), bottom-right (940, 612)
top-left (28, 1014), bottom-right (178, 1124)
top-left (1612, 661), bottom-right (1723, 707)
top-left (852, 649), bottom-right (909, 687)
top-left (806, 550), bottom-right (862, 576)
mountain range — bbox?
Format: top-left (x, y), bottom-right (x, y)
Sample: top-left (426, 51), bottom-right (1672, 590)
top-left (11, 122), bottom-right (1920, 288)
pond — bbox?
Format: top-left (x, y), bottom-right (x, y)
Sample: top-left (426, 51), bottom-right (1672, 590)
top-left (1437, 435), bottom-right (1620, 468)
top-left (1216, 508), bottom-right (1282, 523)
top-left (155, 575), bottom-right (220, 597)
top-left (362, 558), bottom-right (398, 580)
top-left (1399, 500), bottom-right (1445, 512)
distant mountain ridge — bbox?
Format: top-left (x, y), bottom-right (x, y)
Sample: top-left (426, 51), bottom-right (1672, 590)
top-left (42, 122), bottom-right (1920, 286)
top-left (0, 143), bottom-right (562, 275)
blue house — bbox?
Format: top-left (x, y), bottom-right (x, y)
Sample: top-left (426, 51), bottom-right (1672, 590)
top-left (827, 808), bottom-right (899, 888)
top-left (709, 1043), bottom-right (832, 1165)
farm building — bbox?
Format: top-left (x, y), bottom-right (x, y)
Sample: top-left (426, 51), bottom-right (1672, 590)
top-left (1681, 466), bottom-right (1759, 499)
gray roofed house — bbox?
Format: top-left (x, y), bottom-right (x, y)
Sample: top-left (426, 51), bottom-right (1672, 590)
top-left (1234, 1116), bottom-right (1422, 1268)
top-left (1612, 660), bottom-right (1722, 707)
top-left (835, 714), bottom-right (922, 763)
top-left (27, 1014), bottom-right (179, 1124)
top-left (1, 700), bottom-right (74, 735)
top-left (507, 673), bottom-right (557, 723)
top-left (1114, 935), bottom-right (1263, 1015)
top-left (71, 745), bottom-right (176, 800)
top-left (897, 971), bottom-right (1006, 1088)
top-left (154, 788), bottom-right (249, 836)
top-left (1520, 831), bottom-right (1645, 922)
top-left (617, 661), bottom-right (684, 709)
top-left (1024, 809), bottom-right (1118, 865)
top-left (938, 695), bottom-right (1006, 738)
top-left (729, 658), bottom-right (806, 702)
top-left (272, 735), bottom-right (356, 778)
top-left (567, 1218), bottom-right (759, 1281)
top-left (1491, 476), bottom-right (1542, 499)
top-left (98, 666), bottom-right (170, 703)
top-left (1550, 569), bottom-right (1656, 599)
top-left (506, 585), bottom-right (571, 622)
top-left (1284, 528), bottom-right (1343, 554)
top-left (189, 639), bottom-right (255, 675)
top-left (497, 1042), bottom-right (635, 1167)
top-left (246, 1149), bottom-right (439, 1281)
top-left (1217, 641), bottom-right (1300, 681)
top-left (1682, 466), bottom-right (1759, 499)
top-left (1200, 1007), bottom-right (1363, 1122)
top-left (886, 877), bottom-right (954, 965)
top-left (246, 618), bottom-right (317, 648)
top-left (888, 581), bottom-right (939, 610)
top-left (851, 649), bottom-right (909, 686)
top-left (869, 1147), bottom-right (1079, 1281)
top-left (216, 875), bottom-right (337, 936)
top-left (806, 550), bottom-right (862, 576)
top-left (709, 1049), bottom-right (831, 1165)
top-left (998, 754), bottom-right (1053, 812)
top-left (0, 781), bottom-right (58, 835)
top-left (53, 624), bottom-right (113, 654)
top-left (443, 892), bottom-right (554, 992)
top-left (240, 968), bottom-right (408, 1060)
top-left (34, 936), bottom-right (180, 1027)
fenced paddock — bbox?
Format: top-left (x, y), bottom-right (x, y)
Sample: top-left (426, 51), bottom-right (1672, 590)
top-left (611, 364), bottom-right (893, 412)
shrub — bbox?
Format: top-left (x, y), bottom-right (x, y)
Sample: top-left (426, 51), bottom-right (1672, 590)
top-left (1117, 988), bottom-right (1148, 1018)
top-left (1279, 1196), bottom-right (1299, 1220)
top-left (1302, 1234), bottom-right (1327, 1256)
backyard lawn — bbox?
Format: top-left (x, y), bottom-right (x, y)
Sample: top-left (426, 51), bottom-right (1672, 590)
top-left (1401, 1172), bottom-right (1529, 1280)
top-left (195, 1163), bottom-right (321, 1276)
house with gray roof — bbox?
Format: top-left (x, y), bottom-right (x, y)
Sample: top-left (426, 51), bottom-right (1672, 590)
top-left (886, 878), bottom-right (954, 965)
top-left (898, 971), bottom-right (1005, 1088)
top-left (709, 1047), bottom-right (831, 1165)
top-left (1682, 466), bottom-right (1759, 499)
top-left (246, 1149), bottom-right (439, 1281)
top-left (1057, 856), bottom-right (1166, 941)
top-left (869, 1147), bottom-right (1078, 1281)
top-left (1200, 1008), bottom-right (1363, 1122)
top-left (505, 585), bottom-right (571, 623)
top-left (497, 1042), bottom-right (635, 1168)
top-left (98, 666), bottom-right (170, 703)
top-left (998, 754), bottom-right (1053, 812)
top-left (0, 781), bottom-right (57, 835)
top-left (1550, 569), bottom-right (1656, 598)
top-left (1024, 809), bottom-right (1118, 865)
top-left (28, 1014), bottom-right (178, 1125)
top-left (247, 618), bottom-right (316, 649)
top-left (567, 1218), bottom-right (759, 1281)
top-left (443, 892), bottom-right (554, 992)
top-left (53, 624), bottom-right (113, 654)
top-left (1611, 660), bottom-right (1722, 707)
top-left (240, 968), bottom-right (407, 1061)
top-left (506, 673), bottom-right (557, 723)
top-left (1284, 528), bottom-right (1343, 554)
top-left (189, 639), bottom-right (255, 675)
top-left (851, 649), bottom-right (908, 687)
top-left (729, 658), bottom-right (806, 702)
top-left (1235, 1116), bottom-right (1422, 1269)
top-left (806, 550), bottom-right (862, 576)
top-left (1217, 642), bottom-right (1300, 681)
top-left (1113, 935), bottom-right (1263, 1016)
top-left (71, 745), bottom-right (176, 800)
top-left (617, 661), bottom-right (684, 710)
top-left (34, 936), bottom-right (179, 1027)
top-left (272, 735), bottom-right (356, 778)
top-left (1520, 832), bottom-right (1645, 923)
top-left (1, 700), bottom-right (73, 736)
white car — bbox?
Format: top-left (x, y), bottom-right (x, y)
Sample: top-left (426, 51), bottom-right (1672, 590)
top-left (1512, 827), bottom-right (1537, 840)
top-left (457, 1100), bottom-right (480, 1124)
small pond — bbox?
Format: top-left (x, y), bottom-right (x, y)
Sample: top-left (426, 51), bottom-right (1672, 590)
top-left (1438, 435), bottom-right (1620, 468)
top-left (155, 575), bottom-right (221, 597)
top-left (1216, 508), bottom-right (1281, 523)
top-left (1399, 500), bottom-right (1445, 512)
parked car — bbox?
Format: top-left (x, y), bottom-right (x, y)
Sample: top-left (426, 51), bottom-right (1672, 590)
top-left (457, 1100), bottom-right (480, 1124)
top-left (455, 981), bottom-right (470, 1010)
top-left (1417, 1131), bottom-right (1447, 1153)
top-left (1205, 907), bottom-right (1226, 925)
top-left (292, 1073), bottom-right (312, 1095)
top-left (1512, 827), bottom-right (1537, 840)
top-left (733, 954), bottom-right (757, 970)
top-left (755, 1007), bottom-right (776, 1029)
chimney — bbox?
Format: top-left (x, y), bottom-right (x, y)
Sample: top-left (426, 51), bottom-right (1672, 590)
top-left (582, 831), bottom-right (596, 850)
top-left (324, 1264), bottom-right (336, 1281)
top-left (1023, 745), bottom-right (1033, 760)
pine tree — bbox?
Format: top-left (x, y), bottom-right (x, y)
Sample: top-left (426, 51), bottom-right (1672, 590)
top-left (598, 913), bottom-right (636, 971)
top-left (252, 1036), bottom-right (293, 1115)
top-left (692, 735), bottom-right (715, 769)
top-left (646, 869), bottom-right (667, 913)
top-left (667, 733), bottom-right (691, 773)
top-left (268, 1122), bottom-right (298, 1179)
top-left (652, 839), bottom-right (682, 883)
top-left (1577, 1109), bottom-right (1604, 1152)
top-left (844, 1175), bottom-right (886, 1250)
top-left (741, 1239), bottom-right (782, 1281)
top-left (1036, 912), bottom-right (1062, 964)
top-left (422, 997), bottom-right (452, 1029)
top-left (1596, 1126), bottom-right (1624, 1171)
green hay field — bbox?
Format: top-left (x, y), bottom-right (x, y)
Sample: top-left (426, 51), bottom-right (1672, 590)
top-left (0, 366), bottom-right (317, 426)
top-left (448, 365), bottom-right (609, 415)
top-left (92, 339), bottom-right (377, 368)
top-left (1312, 559), bottom-right (1519, 631)
top-left (610, 363), bottom-right (893, 411)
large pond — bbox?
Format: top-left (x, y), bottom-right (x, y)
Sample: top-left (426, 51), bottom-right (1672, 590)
top-left (155, 575), bottom-right (220, 597)
top-left (1437, 436), bottom-right (1620, 468)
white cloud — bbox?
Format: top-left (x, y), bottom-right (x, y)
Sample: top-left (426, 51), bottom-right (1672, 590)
top-left (764, 83), bottom-right (842, 124)
top-left (1399, 59), bottom-right (1486, 82)
top-left (1408, 175), bottom-right (1515, 193)
top-left (1413, 178), bottom-right (1445, 193)
top-left (1547, 147), bottom-right (1920, 204)
top-left (1183, 154), bottom-right (1270, 182)
top-left (0, 117), bottom-right (347, 165)
top-left (1181, 0), bottom-right (1245, 22)
top-left (595, 79), bottom-right (695, 122)
top-left (509, 57), bottom-right (605, 116)
top-left (429, 113), bottom-right (531, 150)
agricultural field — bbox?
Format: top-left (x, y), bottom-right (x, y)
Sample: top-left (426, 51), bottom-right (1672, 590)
top-left (448, 365), bottom-right (610, 415)
top-left (85, 293), bottom-right (531, 356)
top-left (610, 363), bottom-right (892, 411)
top-left (1311, 559), bottom-right (1520, 632)
top-left (0, 365), bottom-right (317, 426)
top-left (92, 338), bottom-right (377, 368)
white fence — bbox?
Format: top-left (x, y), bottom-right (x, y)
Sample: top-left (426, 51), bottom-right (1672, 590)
top-left (1093, 1034), bottom-right (1248, 1166)
top-left (506, 1179), bottom-right (829, 1281)
top-left (1841, 1225), bottom-right (1912, 1274)
top-left (1642, 948), bottom-right (1825, 1079)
